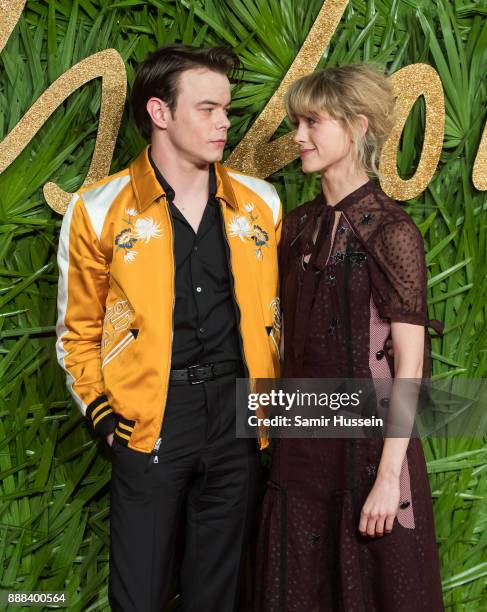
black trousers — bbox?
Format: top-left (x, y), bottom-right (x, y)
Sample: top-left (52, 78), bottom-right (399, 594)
top-left (108, 371), bottom-right (260, 612)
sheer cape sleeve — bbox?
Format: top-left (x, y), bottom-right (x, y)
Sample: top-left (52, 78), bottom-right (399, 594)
top-left (367, 218), bottom-right (429, 326)
top-left (342, 185), bottom-right (442, 334)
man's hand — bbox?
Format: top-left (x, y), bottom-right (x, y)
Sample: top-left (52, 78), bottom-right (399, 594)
top-left (106, 431), bottom-right (115, 447)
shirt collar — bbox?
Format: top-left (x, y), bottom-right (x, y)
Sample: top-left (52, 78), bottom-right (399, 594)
top-left (148, 146), bottom-right (217, 205)
top-left (129, 145), bottom-right (238, 213)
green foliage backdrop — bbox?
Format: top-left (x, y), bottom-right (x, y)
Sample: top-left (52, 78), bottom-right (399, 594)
top-left (0, 0), bottom-right (486, 610)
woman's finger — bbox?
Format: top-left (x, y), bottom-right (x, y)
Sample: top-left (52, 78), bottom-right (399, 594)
top-left (385, 513), bottom-right (395, 534)
top-left (375, 515), bottom-right (386, 537)
top-left (366, 515), bottom-right (377, 537)
top-left (359, 511), bottom-right (369, 536)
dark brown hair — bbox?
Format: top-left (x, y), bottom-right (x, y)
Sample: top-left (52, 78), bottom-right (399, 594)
top-left (131, 44), bottom-right (240, 140)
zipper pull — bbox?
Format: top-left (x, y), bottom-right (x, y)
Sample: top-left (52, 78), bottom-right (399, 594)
top-left (145, 437), bottom-right (162, 472)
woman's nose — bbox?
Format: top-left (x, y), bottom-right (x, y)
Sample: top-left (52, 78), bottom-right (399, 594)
top-left (294, 123), bottom-right (306, 144)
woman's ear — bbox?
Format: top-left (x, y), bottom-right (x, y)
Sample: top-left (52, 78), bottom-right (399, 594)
top-left (357, 113), bottom-right (369, 137)
top-left (146, 97), bottom-right (171, 130)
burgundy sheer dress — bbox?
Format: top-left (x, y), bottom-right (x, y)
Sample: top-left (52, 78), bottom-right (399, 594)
top-left (255, 180), bottom-right (444, 611)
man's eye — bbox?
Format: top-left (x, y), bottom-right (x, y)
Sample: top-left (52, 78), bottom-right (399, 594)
top-left (202, 108), bottom-right (213, 113)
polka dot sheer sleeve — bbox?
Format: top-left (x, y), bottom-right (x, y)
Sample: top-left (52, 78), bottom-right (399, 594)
top-left (368, 219), bottom-right (429, 327)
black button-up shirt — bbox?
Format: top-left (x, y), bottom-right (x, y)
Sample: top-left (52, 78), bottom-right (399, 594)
top-left (149, 149), bottom-right (241, 369)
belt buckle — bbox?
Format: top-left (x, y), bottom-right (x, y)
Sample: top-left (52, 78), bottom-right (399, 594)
top-left (187, 364), bottom-right (205, 385)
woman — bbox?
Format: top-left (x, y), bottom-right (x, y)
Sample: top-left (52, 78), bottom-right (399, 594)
top-left (255, 64), bottom-right (444, 611)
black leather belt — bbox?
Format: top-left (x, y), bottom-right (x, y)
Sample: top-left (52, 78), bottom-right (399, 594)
top-left (169, 361), bottom-right (241, 385)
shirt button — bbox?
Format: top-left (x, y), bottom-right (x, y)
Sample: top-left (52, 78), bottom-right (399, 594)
top-left (193, 246), bottom-right (198, 252)
top-left (376, 350), bottom-right (385, 360)
top-left (199, 327), bottom-right (205, 334)
top-left (196, 286), bottom-right (202, 293)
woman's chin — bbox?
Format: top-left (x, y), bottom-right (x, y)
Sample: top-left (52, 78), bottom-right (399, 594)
top-left (301, 161), bottom-right (324, 175)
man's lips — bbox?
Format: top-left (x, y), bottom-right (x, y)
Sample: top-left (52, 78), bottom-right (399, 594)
top-left (210, 140), bottom-right (226, 147)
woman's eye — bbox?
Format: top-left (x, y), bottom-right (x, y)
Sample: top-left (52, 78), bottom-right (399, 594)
top-left (307, 117), bottom-right (316, 126)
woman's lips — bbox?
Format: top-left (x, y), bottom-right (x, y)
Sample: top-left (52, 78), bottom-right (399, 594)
top-left (300, 149), bottom-right (315, 157)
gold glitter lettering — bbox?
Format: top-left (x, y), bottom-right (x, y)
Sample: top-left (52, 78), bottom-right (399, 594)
top-left (379, 64), bottom-right (445, 200)
top-left (472, 121), bottom-right (486, 191)
top-left (0, 50), bottom-right (126, 214)
top-left (0, 0), bottom-right (25, 54)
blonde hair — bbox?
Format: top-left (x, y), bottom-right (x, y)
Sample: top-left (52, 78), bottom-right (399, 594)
top-left (285, 64), bottom-right (395, 176)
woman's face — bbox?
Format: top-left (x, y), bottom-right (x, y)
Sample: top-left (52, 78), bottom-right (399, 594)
top-left (293, 111), bottom-right (354, 175)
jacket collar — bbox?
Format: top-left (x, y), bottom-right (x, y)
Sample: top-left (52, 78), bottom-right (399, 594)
top-left (214, 162), bottom-right (239, 211)
top-left (129, 145), bottom-right (164, 213)
top-left (130, 145), bottom-right (238, 213)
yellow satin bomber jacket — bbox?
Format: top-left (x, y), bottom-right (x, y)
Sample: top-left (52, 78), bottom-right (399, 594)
top-left (56, 146), bottom-right (282, 454)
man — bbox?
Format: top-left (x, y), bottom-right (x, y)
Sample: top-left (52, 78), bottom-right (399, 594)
top-left (55, 44), bottom-right (282, 611)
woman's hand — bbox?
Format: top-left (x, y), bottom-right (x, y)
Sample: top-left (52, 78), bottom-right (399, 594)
top-left (358, 472), bottom-right (400, 537)
top-left (106, 431), bottom-right (115, 448)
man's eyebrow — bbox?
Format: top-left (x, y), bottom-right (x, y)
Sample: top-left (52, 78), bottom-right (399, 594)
top-left (197, 100), bottom-right (231, 107)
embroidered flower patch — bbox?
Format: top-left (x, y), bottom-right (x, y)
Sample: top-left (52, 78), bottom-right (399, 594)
top-left (133, 217), bottom-right (163, 243)
top-left (228, 215), bottom-right (253, 241)
top-left (115, 210), bottom-right (163, 263)
top-left (227, 204), bottom-right (270, 260)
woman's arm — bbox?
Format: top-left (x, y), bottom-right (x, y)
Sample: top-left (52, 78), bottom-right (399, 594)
top-left (358, 322), bottom-right (424, 538)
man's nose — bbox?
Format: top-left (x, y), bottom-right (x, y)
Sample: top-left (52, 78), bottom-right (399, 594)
top-left (217, 110), bottom-right (231, 130)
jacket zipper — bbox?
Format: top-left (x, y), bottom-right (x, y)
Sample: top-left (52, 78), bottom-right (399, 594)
top-left (148, 436), bottom-right (162, 467)
top-left (145, 198), bottom-right (176, 471)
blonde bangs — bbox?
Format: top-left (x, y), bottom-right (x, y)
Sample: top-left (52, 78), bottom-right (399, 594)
top-left (285, 73), bottom-right (340, 126)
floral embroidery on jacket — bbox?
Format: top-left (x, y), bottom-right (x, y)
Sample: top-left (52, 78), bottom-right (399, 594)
top-left (251, 225), bottom-right (269, 261)
top-left (227, 203), bottom-right (270, 261)
top-left (115, 228), bottom-right (136, 249)
top-left (114, 208), bottom-right (163, 263)
top-left (133, 217), bottom-right (163, 243)
top-left (228, 215), bottom-right (253, 241)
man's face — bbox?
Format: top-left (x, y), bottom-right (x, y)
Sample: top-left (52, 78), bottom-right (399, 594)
top-left (158, 68), bottom-right (231, 165)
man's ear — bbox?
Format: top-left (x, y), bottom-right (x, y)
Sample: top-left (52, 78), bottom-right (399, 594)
top-left (146, 97), bottom-right (172, 130)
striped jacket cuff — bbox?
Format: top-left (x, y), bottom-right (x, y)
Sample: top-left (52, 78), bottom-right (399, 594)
top-left (86, 395), bottom-right (119, 438)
